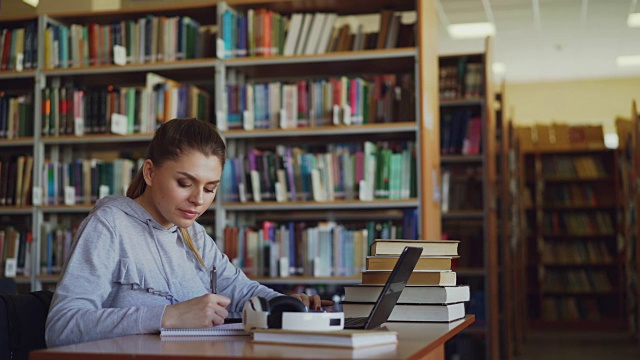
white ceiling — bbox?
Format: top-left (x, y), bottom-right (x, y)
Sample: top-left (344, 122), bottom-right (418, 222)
top-left (436, 0), bottom-right (640, 83)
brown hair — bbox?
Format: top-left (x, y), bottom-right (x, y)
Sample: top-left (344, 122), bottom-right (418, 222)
top-left (127, 118), bottom-right (226, 268)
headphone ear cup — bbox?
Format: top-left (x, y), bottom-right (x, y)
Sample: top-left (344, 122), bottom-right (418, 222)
top-left (267, 296), bottom-right (307, 329)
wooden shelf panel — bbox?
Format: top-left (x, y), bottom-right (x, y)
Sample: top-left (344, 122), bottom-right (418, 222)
top-left (44, 3), bottom-right (217, 26)
top-left (0, 70), bottom-right (37, 80)
top-left (0, 206), bottom-right (34, 215)
top-left (537, 204), bottom-right (616, 210)
top-left (42, 133), bottom-right (154, 145)
top-left (442, 211), bottom-right (484, 220)
top-left (541, 233), bottom-right (616, 239)
top-left (223, 48), bottom-right (416, 78)
top-left (439, 98), bottom-right (485, 107)
top-left (0, 137), bottom-right (35, 147)
top-left (223, 122), bottom-right (418, 139)
top-left (225, 0), bottom-right (415, 15)
top-left (41, 58), bottom-right (218, 81)
top-left (441, 155), bottom-right (483, 163)
top-left (529, 319), bottom-right (627, 330)
top-left (223, 199), bottom-right (419, 211)
top-left (534, 262), bottom-right (617, 267)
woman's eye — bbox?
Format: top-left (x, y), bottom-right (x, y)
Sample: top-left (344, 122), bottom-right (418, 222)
top-left (178, 181), bottom-right (191, 188)
top-left (205, 187), bottom-right (216, 193)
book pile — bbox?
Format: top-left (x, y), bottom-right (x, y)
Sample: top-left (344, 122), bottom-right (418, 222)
top-left (342, 239), bottom-right (470, 322)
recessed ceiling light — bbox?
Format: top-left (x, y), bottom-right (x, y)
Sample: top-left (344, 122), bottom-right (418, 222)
top-left (447, 22), bottom-right (496, 39)
top-left (616, 55), bottom-right (640, 67)
top-left (628, 13), bottom-right (640, 27)
top-left (492, 62), bottom-right (506, 74)
top-left (22, 0), bottom-right (39, 7)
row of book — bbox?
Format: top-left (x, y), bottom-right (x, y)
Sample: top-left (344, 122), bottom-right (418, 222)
top-left (223, 72), bottom-right (414, 130)
top-left (41, 73), bottom-right (210, 136)
top-left (543, 183), bottom-right (604, 207)
top-left (221, 142), bottom-right (417, 203)
top-left (43, 16), bottom-right (214, 69)
top-left (541, 296), bottom-right (615, 321)
top-left (219, 7), bottom-right (414, 59)
top-left (438, 58), bottom-right (484, 101)
top-left (0, 156), bottom-right (34, 207)
top-left (223, 215), bottom-right (417, 278)
top-left (541, 240), bottom-right (614, 264)
top-left (0, 22), bottom-right (38, 71)
top-left (543, 269), bottom-right (614, 293)
top-left (541, 155), bottom-right (608, 179)
top-left (440, 166), bottom-right (483, 213)
top-left (440, 108), bottom-right (482, 155)
top-left (342, 239), bottom-right (470, 323)
top-left (41, 157), bottom-right (142, 206)
top-left (541, 211), bottom-right (615, 236)
top-left (0, 93), bottom-right (34, 139)
top-left (0, 226), bottom-right (33, 277)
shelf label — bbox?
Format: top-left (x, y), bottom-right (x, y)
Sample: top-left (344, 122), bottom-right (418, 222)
top-left (113, 45), bottom-right (127, 66)
top-left (216, 110), bottom-right (228, 131)
top-left (243, 110), bottom-right (254, 130)
top-left (238, 183), bottom-right (247, 203)
top-left (64, 186), bottom-right (76, 206)
top-left (216, 38), bottom-right (226, 59)
top-left (332, 104), bottom-right (340, 125)
top-left (342, 104), bottom-right (351, 126)
top-left (16, 53), bottom-right (24, 72)
top-left (99, 185), bottom-right (110, 199)
top-left (279, 109), bottom-right (288, 129)
top-left (275, 181), bottom-right (285, 202)
top-left (32, 187), bottom-right (42, 206)
top-left (111, 113), bottom-right (128, 135)
top-left (74, 117), bottom-right (84, 136)
top-left (4, 258), bottom-right (16, 278)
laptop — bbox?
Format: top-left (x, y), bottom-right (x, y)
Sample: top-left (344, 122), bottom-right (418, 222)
top-left (342, 246), bottom-right (422, 329)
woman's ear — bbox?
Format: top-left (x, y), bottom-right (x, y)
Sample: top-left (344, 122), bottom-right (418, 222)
top-left (142, 159), bottom-right (155, 186)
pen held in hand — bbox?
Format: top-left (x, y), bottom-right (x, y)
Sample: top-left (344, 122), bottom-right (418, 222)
top-left (210, 266), bottom-right (217, 294)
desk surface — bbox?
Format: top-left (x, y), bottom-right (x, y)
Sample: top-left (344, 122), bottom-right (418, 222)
top-left (32, 315), bottom-right (474, 360)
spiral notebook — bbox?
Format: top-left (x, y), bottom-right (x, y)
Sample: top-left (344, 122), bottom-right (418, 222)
top-left (160, 323), bottom-right (246, 336)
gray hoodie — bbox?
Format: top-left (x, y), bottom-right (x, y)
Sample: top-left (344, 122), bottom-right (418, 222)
top-left (45, 195), bottom-right (280, 347)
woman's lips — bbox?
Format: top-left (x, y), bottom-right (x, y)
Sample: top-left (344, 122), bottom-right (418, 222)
top-left (179, 209), bottom-right (199, 219)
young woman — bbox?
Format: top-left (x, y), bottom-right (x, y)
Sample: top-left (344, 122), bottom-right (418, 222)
top-left (46, 118), bottom-right (331, 347)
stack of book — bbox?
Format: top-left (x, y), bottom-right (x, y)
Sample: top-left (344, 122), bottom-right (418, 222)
top-left (342, 239), bottom-right (470, 322)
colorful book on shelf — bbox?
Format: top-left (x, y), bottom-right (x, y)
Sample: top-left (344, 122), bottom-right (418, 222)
top-left (251, 328), bottom-right (397, 349)
top-left (361, 270), bottom-right (456, 286)
top-left (370, 239), bottom-right (459, 256)
top-left (341, 302), bottom-right (465, 322)
top-left (343, 284), bottom-right (470, 304)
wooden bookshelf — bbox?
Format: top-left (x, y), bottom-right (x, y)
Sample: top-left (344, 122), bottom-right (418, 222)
top-left (438, 38), bottom-right (500, 360)
top-left (523, 148), bottom-right (626, 330)
top-left (616, 101), bottom-right (640, 342)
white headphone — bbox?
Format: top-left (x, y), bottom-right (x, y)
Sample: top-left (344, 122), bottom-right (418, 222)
top-left (242, 295), bottom-right (344, 332)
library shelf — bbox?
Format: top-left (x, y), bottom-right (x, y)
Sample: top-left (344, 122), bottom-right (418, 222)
top-left (440, 154), bottom-right (483, 163)
top-left (0, 137), bottom-right (36, 147)
top-left (224, 122), bottom-right (418, 139)
top-left (41, 134), bottom-right (155, 145)
top-left (441, 211), bottom-right (485, 220)
top-left (223, 199), bottom-right (420, 211)
top-left (0, 207), bottom-right (34, 215)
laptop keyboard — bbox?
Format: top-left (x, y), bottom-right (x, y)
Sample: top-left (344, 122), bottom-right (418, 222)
top-left (343, 317), bottom-right (368, 329)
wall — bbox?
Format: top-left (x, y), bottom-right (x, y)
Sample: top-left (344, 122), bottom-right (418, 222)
top-left (505, 76), bottom-right (640, 135)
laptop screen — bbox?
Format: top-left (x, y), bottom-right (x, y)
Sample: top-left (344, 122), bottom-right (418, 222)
top-left (364, 246), bottom-right (423, 329)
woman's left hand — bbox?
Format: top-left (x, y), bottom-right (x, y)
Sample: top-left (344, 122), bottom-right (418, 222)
top-left (290, 293), bottom-right (334, 311)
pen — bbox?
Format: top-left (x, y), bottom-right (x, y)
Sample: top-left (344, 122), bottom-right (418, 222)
top-left (210, 266), bottom-right (217, 294)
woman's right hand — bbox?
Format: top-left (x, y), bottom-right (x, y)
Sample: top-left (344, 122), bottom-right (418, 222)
top-left (161, 294), bottom-right (231, 328)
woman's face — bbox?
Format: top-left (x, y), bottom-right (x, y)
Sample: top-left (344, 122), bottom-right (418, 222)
top-left (141, 150), bottom-right (222, 229)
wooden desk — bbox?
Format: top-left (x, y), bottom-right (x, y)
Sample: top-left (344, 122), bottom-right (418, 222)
top-left (32, 315), bottom-right (474, 360)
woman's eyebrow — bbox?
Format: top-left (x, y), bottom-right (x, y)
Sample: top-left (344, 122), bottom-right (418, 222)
top-left (176, 171), bottom-right (220, 185)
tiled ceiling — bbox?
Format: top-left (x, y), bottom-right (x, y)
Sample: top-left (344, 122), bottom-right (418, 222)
top-left (436, 0), bottom-right (640, 83)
